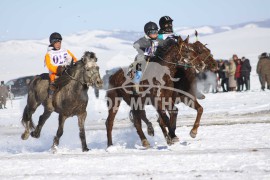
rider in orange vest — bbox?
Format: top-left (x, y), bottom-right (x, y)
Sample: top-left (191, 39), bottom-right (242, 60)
top-left (45, 32), bottom-right (77, 111)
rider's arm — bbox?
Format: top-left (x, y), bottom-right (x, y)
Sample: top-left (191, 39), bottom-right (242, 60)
top-left (67, 50), bottom-right (77, 62)
top-left (45, 53), bottom-right (58, 73)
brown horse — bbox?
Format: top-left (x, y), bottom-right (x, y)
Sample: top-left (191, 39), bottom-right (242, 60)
top-left (139, 40), bottom-right (218, 143)
top-left (21, 51), bottom-right (103, 152)
top-left (106, 37), bottom-right (204, 148)
top-left (158, 41), bottom-right (218, 141)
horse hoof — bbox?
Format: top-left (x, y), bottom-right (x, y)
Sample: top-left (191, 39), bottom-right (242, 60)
top-left (21, 132), bottom-right (29, 140)
top-left (172, 136), bottom-right (180, 143)
top-left (190, 130), bottom-right (197, 138)
top-left (83, 147), bottom-right (90, 152)
top-left (141, 139), bottom-right (150, 148)
top-left (166, 137), bottom-right (174, 146)
top-left (30, 131), bottom-right (40, 138)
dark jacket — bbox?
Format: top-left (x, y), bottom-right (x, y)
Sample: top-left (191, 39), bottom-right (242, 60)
top-left (218, 63), bottom-right (226, 79)
top-left (241, 59), bottom-right (251, 77)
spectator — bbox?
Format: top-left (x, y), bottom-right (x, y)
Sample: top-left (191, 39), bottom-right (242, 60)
top-left (257, 52), bottom-right (270, 90)
top-left (241, 57), bottom-right (252, 90)
top-left (217, 60), bottom-right (227, 92)
top-left (223, 60), bottom-right (230, 92)
top-left (228, 58), bottom-right (237, 91)
top-left (232, 54), bottom-right (239, 64)
top-left (0, 81), bottom-right (9, 109)
top-left (235, 59), bottom-right (243, 91)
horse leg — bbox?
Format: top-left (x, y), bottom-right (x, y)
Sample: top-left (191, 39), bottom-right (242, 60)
top-left (156, 102), bottom-right (177, 145)
top-left (30, 108), bottom-right (52, 138)
top-left (132, 109), bottom-right (150, 148)
top-left (51, 114), bottom-right (67, 149)
top-left (78, 111), bottom-right (89, 152)
top-left (106, 91), bottom-right (121, 147)
top-left (168, 104), bottom-right (179, 142)
top-left (190, 100), bottom-right (203, 138)
top-left (139, 110), bottom-right (154, 136)
top-left (157, 115), bottom-right (170, 144)
top-left (21, 103), bottom-right (40, 140)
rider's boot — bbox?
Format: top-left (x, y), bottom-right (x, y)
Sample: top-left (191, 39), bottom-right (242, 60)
top-left (46, 83), bottom-right (56, 111)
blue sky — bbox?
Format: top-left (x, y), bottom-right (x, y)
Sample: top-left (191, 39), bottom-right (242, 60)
top-left (0, 0), bottom-right (269, 41)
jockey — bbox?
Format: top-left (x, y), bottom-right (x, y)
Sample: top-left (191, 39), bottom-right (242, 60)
top-left (158, 16), bottom-right (177, 41)
top-left (128, 21), bottom-right (159, 94)
top-left (45, 32), bottom-right (77, 111)
top-left (155, 16), bottom-right (179, 58)
top-left (133, 21), bottom-right (159, 61)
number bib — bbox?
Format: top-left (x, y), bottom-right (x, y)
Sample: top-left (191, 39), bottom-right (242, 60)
top-left (49, 49), bottom-right (69, 66)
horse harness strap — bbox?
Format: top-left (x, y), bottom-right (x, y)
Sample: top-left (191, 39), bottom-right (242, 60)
top-left (157, 56), bottom-right (193, 68)
top-left (64, 69), bottom-right (92, 86)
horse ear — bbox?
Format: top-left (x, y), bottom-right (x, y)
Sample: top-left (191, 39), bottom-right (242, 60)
top-left (177, 36), bottom-right (183, 45)
top-left (195, 30), bottom-right (199, 42)
top-left (184, 35), bottom-right (189, 43)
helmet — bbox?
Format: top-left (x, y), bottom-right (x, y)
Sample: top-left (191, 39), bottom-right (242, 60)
top-left (49, 32), bottom-right (62, 44)
top-left (260, 52), bottom-right (268, 58)
top-left (144, 21), bottom-right (158, 36)
top-left (159, 16), bottom-right (173, 33)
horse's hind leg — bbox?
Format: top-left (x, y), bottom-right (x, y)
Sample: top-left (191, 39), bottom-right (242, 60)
top-left (21, 103), bottom-right (40, 140)
top-left (31, 109), bottom-right (52, 138)
top-left (77, 111), bottom-right (89, 152)
top-left (51, 114), bottom-right (67, 150)
top-left (190, 100), bottom-right (203, 138)
top-left (106, 91), bottom-right (121, 147)
top-left (139, 110), bottom-right (154, 136)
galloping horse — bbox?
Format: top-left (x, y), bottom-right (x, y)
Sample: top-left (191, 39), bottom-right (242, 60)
top-left (136, 39), bottom-right (218, 143)
top-left (21, 51), bottom-right (103, 151)
top-left (106, 37), bottom-right (204, 148)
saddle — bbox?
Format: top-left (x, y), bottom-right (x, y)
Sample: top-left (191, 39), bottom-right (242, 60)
top-left (38, 73), bottom-right (50, 80)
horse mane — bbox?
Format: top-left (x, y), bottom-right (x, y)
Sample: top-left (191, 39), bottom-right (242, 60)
top-left (155, 39), bottom-right (177, 58)
top-left (54, 60), bottom-right (83, 90)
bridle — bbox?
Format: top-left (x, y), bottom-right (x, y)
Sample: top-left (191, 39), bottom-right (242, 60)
top-left (63, 62), bottom-right (99, 87)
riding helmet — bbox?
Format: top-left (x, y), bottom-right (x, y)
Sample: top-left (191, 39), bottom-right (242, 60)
top-left (144, 21), bottom-right (158, 35)
top-left (159, 16), bottom-right (173, 33)
top-left (49, 32), bottom-right (62, 44)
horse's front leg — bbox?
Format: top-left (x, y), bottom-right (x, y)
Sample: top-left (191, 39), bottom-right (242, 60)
top-left (51, 114), bottom-right (67, 150)
top-left (78, 111), bottom-right (89, 152)
top-left (156, 102), bottom-right (177, 145)
top-left (132, 109), bottom-right (150, 148)
top-left (190, 99), bottom-right (203, 138)
top-left (31, 108), bottom-right (52, 138)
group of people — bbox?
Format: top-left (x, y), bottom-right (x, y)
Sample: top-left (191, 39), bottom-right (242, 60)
top-left (197, 55), bottom-right (252, 93)
top-left (197, 52), bottom-right (270, 93)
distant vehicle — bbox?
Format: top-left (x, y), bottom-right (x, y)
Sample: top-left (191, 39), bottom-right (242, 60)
top-left (5, 75), bottom-right (35, 97)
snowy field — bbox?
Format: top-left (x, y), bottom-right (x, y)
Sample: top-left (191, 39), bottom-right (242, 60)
top-left (0, 26), bottom-right (270, 179)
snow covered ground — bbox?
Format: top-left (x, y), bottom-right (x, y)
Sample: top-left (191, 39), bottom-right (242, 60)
top-left (0, 26), bottom-right (270, 179)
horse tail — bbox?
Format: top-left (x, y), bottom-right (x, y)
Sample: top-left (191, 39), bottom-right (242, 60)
top-left (21, 105), bottom-right (36, 130)
top-left (21, 76), bottom-right (41, 130)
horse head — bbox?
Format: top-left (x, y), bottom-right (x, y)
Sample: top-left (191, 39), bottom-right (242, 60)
top-left (80, 51), bottom-right (103, 88)
top-left (176, 36), bottom-right (205, 72)
top-left (191, 41), bottom-right (217, 71)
